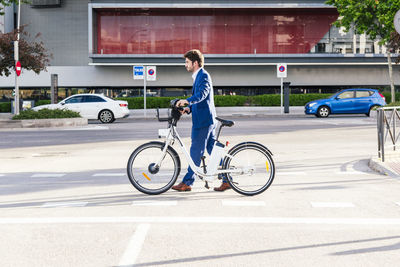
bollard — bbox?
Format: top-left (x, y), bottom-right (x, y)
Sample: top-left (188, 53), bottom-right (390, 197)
top-left (283, 82), bottom-right (291, 113)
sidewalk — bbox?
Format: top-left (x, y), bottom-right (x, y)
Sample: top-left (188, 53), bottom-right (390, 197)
top-left (369, 151), bottom-right (400, 179)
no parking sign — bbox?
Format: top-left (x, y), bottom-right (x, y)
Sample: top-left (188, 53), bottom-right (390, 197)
top-left (277, 63), bottom-right (287, 78)
top-left (146, 66), bottom-right (156, 81)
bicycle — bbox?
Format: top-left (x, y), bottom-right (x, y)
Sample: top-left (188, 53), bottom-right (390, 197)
top-left (127, 99), bottom-right (275, 196)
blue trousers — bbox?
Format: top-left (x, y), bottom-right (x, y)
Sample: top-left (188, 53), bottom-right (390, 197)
top-left (182, 124), bottom-right (216, 186)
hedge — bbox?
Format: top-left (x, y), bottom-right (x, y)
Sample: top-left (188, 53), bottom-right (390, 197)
top-left (12, 108), bottom-right (81, 120)
top-left (0, 102), bottom-right (11, 112)
top-left (1, 93), bottom-right (399, 113)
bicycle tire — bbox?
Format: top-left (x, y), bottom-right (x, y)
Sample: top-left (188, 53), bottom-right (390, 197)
top-left (222, 142), bottom-right (275, 196)
top-left (127, 141), bottom-right (181, 195)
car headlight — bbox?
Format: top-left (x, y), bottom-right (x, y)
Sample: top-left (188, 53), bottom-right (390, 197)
top-left (308, 102), bottom-right (317, 108)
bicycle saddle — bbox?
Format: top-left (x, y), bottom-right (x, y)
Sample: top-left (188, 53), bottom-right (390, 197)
top-left (216, 117), bottom-right (234, 127)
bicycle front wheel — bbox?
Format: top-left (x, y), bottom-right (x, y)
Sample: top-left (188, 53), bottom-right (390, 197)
top-left (222, 142), bottom-right (275, 196)
top-left (127, 141), bottom-right (181, 195)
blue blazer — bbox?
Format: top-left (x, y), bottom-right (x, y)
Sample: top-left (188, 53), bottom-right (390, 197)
top-left (186, 68), bottom-right (217, 129)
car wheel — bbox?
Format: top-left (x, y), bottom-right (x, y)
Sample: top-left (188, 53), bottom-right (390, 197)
top-left (366, 105), bottom-right (379, 117)
top-left (99, 109), bottom-right (114, 123)
top-left (317, 106), bottom-right (330, 118)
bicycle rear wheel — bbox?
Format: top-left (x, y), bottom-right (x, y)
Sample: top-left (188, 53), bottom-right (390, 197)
top-left (127, 141), bottom-right (180, 195)
top-left (222, 142), bottom-right (275, 196)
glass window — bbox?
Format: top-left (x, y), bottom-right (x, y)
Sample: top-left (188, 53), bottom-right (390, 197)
top-left (337, 91), bottom-right (354, 99)
top-left (95, 8), bottom-right (338, 55)
top-left (356, 91), bottom-right (372, 98)
top-left (83, 95), bottom-right (106, 102)
top-left (65, 95), bottom-right (84, 104)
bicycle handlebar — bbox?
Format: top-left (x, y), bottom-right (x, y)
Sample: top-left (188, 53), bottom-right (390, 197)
top-left (156, 99), bottom-right (184, 125)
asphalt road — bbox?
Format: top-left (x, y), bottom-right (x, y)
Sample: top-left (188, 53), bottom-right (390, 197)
top-left (1, 116), bottom-right (399, 267)
top-left (0, 115), bottom-right (377, 149)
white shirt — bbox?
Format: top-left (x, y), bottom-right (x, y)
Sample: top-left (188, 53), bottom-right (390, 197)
top-left (192, 67), bottom-right (202, 83)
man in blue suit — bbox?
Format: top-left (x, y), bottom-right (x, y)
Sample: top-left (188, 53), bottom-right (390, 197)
top-left (172, 49), bottom-right (231, 192)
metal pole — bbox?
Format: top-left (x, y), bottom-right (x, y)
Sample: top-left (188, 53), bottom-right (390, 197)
top-left (13, 0), bottom-right (21, 115)
top-left (144, 73), bottom-right (147, 118)
top-left (280, 77), bottom-right (283, 114)
top-left (380, 109), bottom-right (385, 162)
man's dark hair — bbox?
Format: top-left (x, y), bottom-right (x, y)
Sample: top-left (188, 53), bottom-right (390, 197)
top-left (184, 49), bottom-right (204, 67)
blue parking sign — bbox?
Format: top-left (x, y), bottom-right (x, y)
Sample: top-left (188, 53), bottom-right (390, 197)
top-left (133, 66), bottom-right (144, 80)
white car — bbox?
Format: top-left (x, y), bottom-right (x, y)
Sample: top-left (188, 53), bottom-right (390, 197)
top-left (32, 94), bottom-right (129, 123)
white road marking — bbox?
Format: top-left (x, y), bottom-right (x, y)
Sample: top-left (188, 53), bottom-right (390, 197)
top-left (132, 201), bottom-right (177, 206)
top-left (222, 200), bottom-right (266, 207)
top-left (311, 202), bottom-right (355, 208)
top-left (93, 173), bottom-right (125, 177)
top-left (279, 171), bottom-right (307, 176)
top-left (63, 126), bottom-right (109, 131)
top-left (396, 202), bottom-right (400, 207)
top-left (118, 224), bottom-right (150, 267)
top-left (2, 216), bottom-right (400, 225)
top-left (31, 174), bottom-right (66, 178)
top-left (41, 202), bottom-right (88, 208)
top-left (335, 171), bottom-right (365, 175)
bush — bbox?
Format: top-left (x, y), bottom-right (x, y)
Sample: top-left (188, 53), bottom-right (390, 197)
top-left (214, 95), bottom-right (248, 106)
top-left (116, 96), bottom-right (186, 109)
top-left (0, 102), bottom-right (11, 113)
top-left (35, 100), bottom-right (51, 107)
top-left (12, 108), bottom-right (81, 120)
top-left (381, 92), bottom-right (400, 104)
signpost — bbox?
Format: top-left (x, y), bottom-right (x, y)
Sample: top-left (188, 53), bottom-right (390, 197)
top-left (277, 63), bottom-right (287, 114)
top-left (133, 65), bottom-right (157, 117)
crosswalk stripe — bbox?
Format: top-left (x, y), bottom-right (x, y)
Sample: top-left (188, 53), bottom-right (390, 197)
top-left (119, 224), bottom-right (150, 266)
top-left (31, 174), bottom-right (65, 178)
top-left (132, 201), bottom-right (177, 206)
top-left (92, 173), bottom-right (125, 177)
top-left (311, 202), bottom-right (355, 208)
top-left (222, 200), bottom-right (266, 207)
top-left (41, 202), bottom-right (88, 208)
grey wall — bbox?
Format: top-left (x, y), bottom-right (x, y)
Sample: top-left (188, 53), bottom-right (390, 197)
top-left (21, 0), bottom-right (89, 66)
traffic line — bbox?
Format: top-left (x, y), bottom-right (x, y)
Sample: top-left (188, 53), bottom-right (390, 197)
top-left (41, 202), bottom-right (88, 208)
top-left (2, 217), bottom-right (400, 225)
top-left (92, 173), bottom-right (125, 177)
top-left (335, 171), bottom-right (365, 175)
top-left (311, 202), bottom-right (355, 208)
top-left (31, 174), bottom-right (66, 178)
top-left (278, 171), bottom-right (307, 176)
top-left (222, 200), bottom-right (266, 207)
top-left (132, 201), bottom-right (177, 206)
top-left (118, 224), bottom-right (150, 267)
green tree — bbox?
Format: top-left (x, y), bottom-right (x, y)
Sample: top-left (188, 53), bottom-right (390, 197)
top-left (326, 0), bottom-right (400, 102)
top-left (0, 25), bottom-right (52, 76)
top-left (0, 0), bottom-right (29, 15)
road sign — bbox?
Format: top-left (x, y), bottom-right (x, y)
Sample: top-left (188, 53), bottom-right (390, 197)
top-left (277, 63), bottom-right (287, 78)
top-left (146, 66), bottom-right (156, 81)
top-left (15, 61), bottom-right (21, 76)
top-left (133, 65), bottom-right (144, 80)
top-left (395, 10), bottom-right (400, 34)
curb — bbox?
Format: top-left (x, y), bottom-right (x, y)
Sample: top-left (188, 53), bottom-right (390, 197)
top-left (369, 154), bottom-right (400, 179)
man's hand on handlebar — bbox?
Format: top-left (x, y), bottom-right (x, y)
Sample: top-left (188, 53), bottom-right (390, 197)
top-left (176, 99), bottom-right (190, 115)
top-left (176, 99), bottom-right (189, 107)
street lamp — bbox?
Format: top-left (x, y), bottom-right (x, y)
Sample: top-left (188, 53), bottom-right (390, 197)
top-left (13, 0), bottom-right (21, 115)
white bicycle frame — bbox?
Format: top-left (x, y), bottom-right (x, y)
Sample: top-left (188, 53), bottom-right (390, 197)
top-left (156, 124), bottom-right (255, 182)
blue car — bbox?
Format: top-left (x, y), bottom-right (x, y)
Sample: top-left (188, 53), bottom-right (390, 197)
top-left (305, 88), bottom-right (386, 118)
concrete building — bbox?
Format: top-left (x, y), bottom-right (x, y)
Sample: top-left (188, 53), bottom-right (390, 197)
top-left (0, 0), bottom-right (399, 99)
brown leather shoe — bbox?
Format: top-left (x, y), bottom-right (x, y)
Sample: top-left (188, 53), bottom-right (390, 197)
top-left (214, 182), bottom-right (231, 192)
top-left (171, 182), bottom-right (191, 192)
